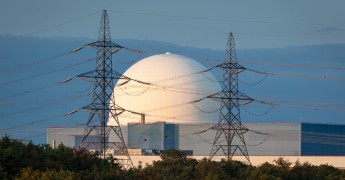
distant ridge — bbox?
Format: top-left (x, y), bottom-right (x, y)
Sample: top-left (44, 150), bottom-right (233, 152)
top-left (0, 34), bottom-right (344, 144)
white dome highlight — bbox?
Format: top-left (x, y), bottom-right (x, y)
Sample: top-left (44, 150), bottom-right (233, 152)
top-left (108, 53), bottom-right (221, 125)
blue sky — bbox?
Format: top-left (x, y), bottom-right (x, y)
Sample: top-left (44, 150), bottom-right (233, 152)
top-left (0, 1), bottom-right (345, 143)
top-left (1, 0), bottom-right (345, 49)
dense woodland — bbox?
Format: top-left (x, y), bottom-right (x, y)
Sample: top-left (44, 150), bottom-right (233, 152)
top-left (0, 136), bottom-right (344, 180)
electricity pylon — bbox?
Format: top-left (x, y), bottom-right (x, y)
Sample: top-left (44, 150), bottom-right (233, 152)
top-left (209, 32), bottom-right (251, 163)
top-left (75, 10), bottom-right (133, 168)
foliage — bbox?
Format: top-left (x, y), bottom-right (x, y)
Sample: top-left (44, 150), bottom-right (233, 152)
top-left (220, 159), bottom-right (254, 179)
top-left (138, 149), bottom-right (198, 179)
top-left (195, 158), bottom-right (225, 179)
top-left (0, 135), bottom-right (122, 179)
top-left (290, 162), bottom-right (345, 180)
top-left (1, 136), bottom-right (345, 179)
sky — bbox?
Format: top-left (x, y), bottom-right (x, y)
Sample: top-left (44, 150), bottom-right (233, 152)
top-left (1, 0), bottom-right (345, 50)
top-left (0, 1), bottom-right (345, 143)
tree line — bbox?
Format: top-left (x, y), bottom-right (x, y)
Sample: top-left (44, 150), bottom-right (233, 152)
top-left (1, 136), bottom-right (344, 179)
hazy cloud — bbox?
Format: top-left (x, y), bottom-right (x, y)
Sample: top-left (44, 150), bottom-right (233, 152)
top-left (318, 27), bottom-right (343, 33)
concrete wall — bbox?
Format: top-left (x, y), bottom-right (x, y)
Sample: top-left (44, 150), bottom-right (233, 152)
top-left (48, 123), bottom-right (345, 157)
top-left (127, 123), bottom-right (178, 150)
top-left (245, 123), bottom-right (301, 156)
top-left (178, 123), bottom-right (301, 156)
top-left (48, 126), bottom-right (130, 152)
top-left (47, 127), bottom-right (84, 148)
top-left (163, 124), bottom-right (179, 150)
top-left (128, 124), bottom-right (164, 150)
top-left (46, 123), bottom-right (303, 156)
top-left (178, 123), bottom-right (215, 155)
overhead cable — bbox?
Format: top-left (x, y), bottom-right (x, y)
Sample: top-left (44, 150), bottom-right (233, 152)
top-left (0, 57), bottom-right (95, 88)
top-left (0, 82), bottom-right (59, 100)
top-left (109, 9), bottom-right (344, 27)
top-left (0, 11), bottom-right (101, 43)
top-left (0, 52), bottom-right (69, 73)
top-left (0, 113), bottom-right (66, 133)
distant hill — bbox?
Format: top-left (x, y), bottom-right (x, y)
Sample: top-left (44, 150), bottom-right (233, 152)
top-left (0, 35), bottom-right (344, 144)
top-left (1, 35), bottom-right (344, 74)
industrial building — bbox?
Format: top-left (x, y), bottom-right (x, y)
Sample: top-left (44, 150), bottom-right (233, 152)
top-left (48, 53), bottom-right (345, 168)
top-left (47, 122), bottom-right (345, 156)
top-left (108, 53), bottom-right (221, 125)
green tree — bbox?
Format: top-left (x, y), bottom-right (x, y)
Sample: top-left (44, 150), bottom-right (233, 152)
top-left (2, 135), bottom-right (345, 179)
top-left (139, 149), bottom-right (198, 179)
top-left (195, 158), bottom-right (225, 179)
top-left (220, 159), bottom-right (253, 179)
top-left (316, 164), bottom-right (345, 180)
top-left (0, 136), bottom-right (123, 179)
top-left (290, 162), bottom-right (318, 180)
top-left (0, 135), bottom-right (44, 178)
top-left (273, 157), bottom-right (292, 179)
top-left (15, 167), bottom-right (76, 180)
top-left (249, 162), bottom-right (281, 180)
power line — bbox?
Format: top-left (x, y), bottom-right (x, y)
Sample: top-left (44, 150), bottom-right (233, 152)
top-left (0, 11), bottom-right (101, 43)
top-left (109, 9), bottom-right (344, 28)
top-left (240, 60), bottom-right (345, 71)
top-left (0, 57), bottom-right (95, 88)
top-left (190, 56), bottom-right (345, 71)
top-left (242, 98), bottom-right (345, 114)
top-left (271, 103), bottom-right (345, 113)
top-left (0, 94), bottom-right (88, 118)
top-left (178, 33), bottom-right (228, 46)
top-left (242, 105), bottom-right (275, 117)
top-left (115, 79), bottom-right (218, 97)
top-left (114, 42), bottom-right (345, 74)
top-left (0, 82), bottom-right (59, 100)
top-left (129, 49), bottom-right (345, 73)
top-left (247, 68), bottom-right (345, 81)
top-left (0, 52), bottom-right (69, 73)
top-left (0, 113), bottom-right (66, 133)
top-left (1, 93), bottom-right (90, 107)
top-left (239, 74), bottom-right (269, 86)
top-left (118, 84), bottom-right (345, 114)
top-left (257, 97), bottom-right (345, 107)
top-left (112, 65), bottom-right (345, 114)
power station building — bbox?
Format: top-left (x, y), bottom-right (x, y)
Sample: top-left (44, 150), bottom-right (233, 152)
top-left (48, 53), bottom-right (345, 168)
top-left (47, 122), bottom-right (345, 156)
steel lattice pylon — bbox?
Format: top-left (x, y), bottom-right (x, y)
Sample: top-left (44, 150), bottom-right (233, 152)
top-left (209, 32), bottom-right (252, 163)
top-left (79, 10), bottom-right (133, 168)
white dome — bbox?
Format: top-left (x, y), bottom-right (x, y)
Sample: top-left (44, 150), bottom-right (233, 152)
top-left (108, 53), bottom-right (221, 125)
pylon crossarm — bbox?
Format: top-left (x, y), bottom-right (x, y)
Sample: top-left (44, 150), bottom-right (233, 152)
top-left (87, 41), bottom-right (123, 49)
top-left (206, 91), bottom-right (254, 101)
top-left (61, 70), bottom-right (122, 83)
top-left (75, 70), bottom-right (125, 79)
top-left (216, 62), bottom-right (247, 71)
top-left (82, 104), bottom-right (125, 113)
top-left (66, 70), bottom-right (151, 86)
top-left (237, 92), bottom-right (254, 101)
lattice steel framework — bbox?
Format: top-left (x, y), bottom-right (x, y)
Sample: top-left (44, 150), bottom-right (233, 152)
top-left (209, 32), bottom-right (252, 162)
top-left (79, 10), bottom-right (133, 168)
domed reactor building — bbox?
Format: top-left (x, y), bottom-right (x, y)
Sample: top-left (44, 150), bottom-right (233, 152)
top-left (108, 53), bottom-right (220, 155)
top-left (48, 53), bottom-right (345, 168)
top-left (109, 53), bottom-right (220, 125)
